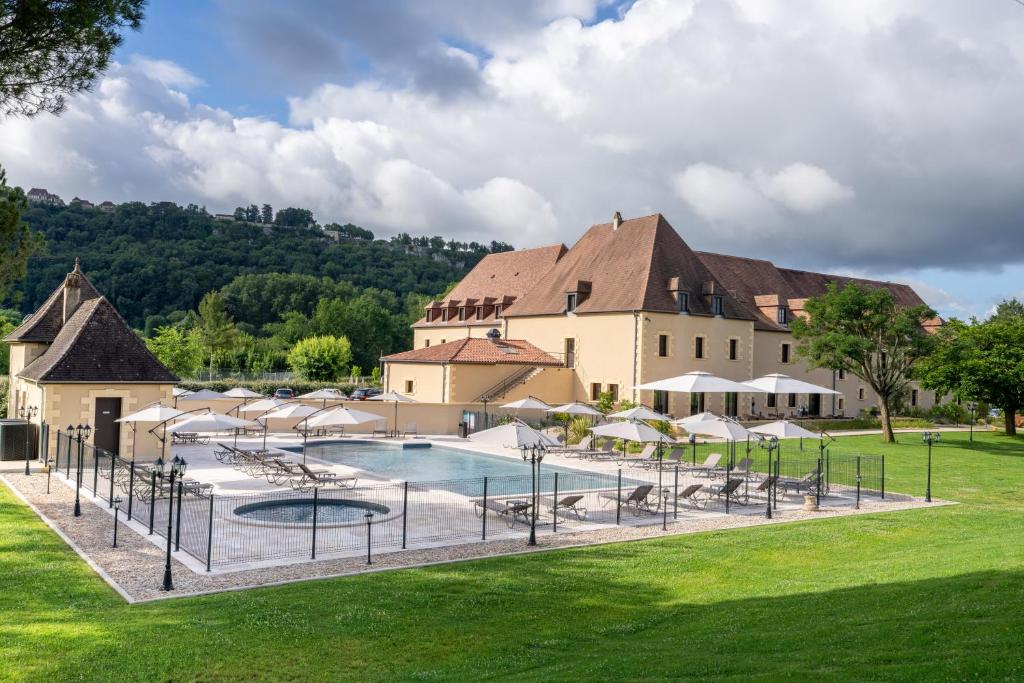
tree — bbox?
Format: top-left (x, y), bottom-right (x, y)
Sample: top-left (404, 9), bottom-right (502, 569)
top-left (274, 207), bottom-right (315, 228)
top-left (196, 291), bottom-right (237, 378)
top-left (287, 335), bottom-right (352, 381)
top-left (0, 0), bottom-right (145, 117)
top-left (144, 326), bottom-right (203, 378)
top-left (0, 166), bottom-right (43, 304)
top-left (791, 282), bottom-right (937, 442)
top-left (232, 206), bottom-right (245, 221)
top-left (260, 203), bottom-right (273, 224)
top-left (244, 204), bottom-right (259, 222)
top-left (0, 319), bottom-right (15, 373)
top-left (917, 305), bottom-right (1024, 436)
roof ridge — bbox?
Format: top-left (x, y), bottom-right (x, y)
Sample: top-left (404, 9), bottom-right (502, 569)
top-left (18, 297), bottom-right (102, 378)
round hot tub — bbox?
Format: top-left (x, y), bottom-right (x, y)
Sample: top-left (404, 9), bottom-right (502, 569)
top-left (233, 498), bottom-right (390, 526)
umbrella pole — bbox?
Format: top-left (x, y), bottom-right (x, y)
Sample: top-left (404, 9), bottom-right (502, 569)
top-left (394, 401), bottom-right (398, 438)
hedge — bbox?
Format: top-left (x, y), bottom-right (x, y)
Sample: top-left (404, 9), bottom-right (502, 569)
top-left (175, 378), bottom-right (380, 397)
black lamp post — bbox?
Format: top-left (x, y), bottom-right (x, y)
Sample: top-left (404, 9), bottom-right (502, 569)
top-left (19, 405), bottom-right (37, 476)
top-left (365, 511), bottom-right (374, 564)
top-left (70, 423), bottom-right (91, 516)
top-left (759, 436), bottom-right (779, 519)
top-left (922, 431), bottom-right (939, 502)
top-left (520, 443), bottom-right (546, 546)
top-left (112, 496), bottom-right (123, 547)
top-left (154, 455), bottom-right (187, 591)
top-left (967, 403), bottom-right (977, 444)
top-left (44, 453), bottom-right (52, 494)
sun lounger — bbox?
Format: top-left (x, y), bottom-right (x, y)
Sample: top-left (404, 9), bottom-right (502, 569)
top-left (688, 453), bottom-right (723, 478)
top-left (752, 475), bottom-right (777, 499)
top-left (473, 497), bottom-right (533, 528)
top-left (549, 434), bottom-right (593, 456)
top-left (543, 494), bottom-right (588, 521)
top-left (371, 427), bottom-right (389, 438)
top-left (583, 440), bottom-right (618, 461)
top-left (781, 471), bottom-right (819, 498)
top-left (703, 478), bottom-right (743, 504)
top-left (674, 483), bottom-right (706, 510)
top-left (729, 457), bottom-right (753, 479)
top-left (403, 423), bottom-right (418, 438)
top-left (599, 484), bottom-right (656, 514)
top-left (296, 463), bottom-right (357, 489)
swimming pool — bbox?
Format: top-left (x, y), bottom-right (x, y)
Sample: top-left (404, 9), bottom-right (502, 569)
top-left (296, 441), bottom-right (600, 490)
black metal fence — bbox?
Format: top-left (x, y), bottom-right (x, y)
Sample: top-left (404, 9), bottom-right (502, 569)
top-left (53, 432), bottom-right (884, 571)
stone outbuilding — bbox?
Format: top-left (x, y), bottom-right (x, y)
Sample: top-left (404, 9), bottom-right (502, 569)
top-left (4, 260), bottom-right (178, 458)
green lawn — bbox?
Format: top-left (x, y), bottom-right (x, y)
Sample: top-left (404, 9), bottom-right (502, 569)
top-left (2, 432), bottom-right (1022, 681)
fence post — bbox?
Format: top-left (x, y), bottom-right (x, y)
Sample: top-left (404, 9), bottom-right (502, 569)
top-left (816, 457), bottom-right (822, 508)
top-left (481, 476), bottom-right (488, 540)
top-left (856, 456), bottom-right (861, 510)
top-left (881, 455), bottom-right (885, 499)
top-left (674, 466), bottom-right (679, 519)
top-left (401, 481), bottom-right (409, 550)
top-left (725, 450), bottom-right (731, 514)
top-left (205, 493), bottom-right (214, 572)
top-left (552, 472), bottom-right (559, 533)
top-left (616, 469), bottom-right (622, 525)
top-left (92, 447), bottom-right (99, 496)
top-left (127, 461), bottom-right (135, 521)
top-left (109, 453), bottom-right (116, 507)
top-left (826, 450), bottom-right (831, 495)
top-left (311, 487), bottom-right (319, 560)
top-left (148, 470), bottom-right (156, 535)
top-left (175, 480), bottom-right (183, 552)
top-left (66, 433), bottom-right (71, 478)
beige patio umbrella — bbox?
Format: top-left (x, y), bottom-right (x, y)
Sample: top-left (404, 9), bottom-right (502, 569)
top-left (116, 403), bottom-right (187, 460)
top-left (469, 420), bottom-right (560, 449)
top-left (742, 373), bottom-right (839, 418)
top-left (608, 406), bottom-right (671, 421)
top-left (369, 391), bottom-right (417, 436)
top-left (298, 388), bottom-right (349, 409)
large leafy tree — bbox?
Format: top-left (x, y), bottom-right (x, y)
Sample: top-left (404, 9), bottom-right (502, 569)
top-left (791, 282), bottom-right (937, 442)
top-left (0, 166), bottom-right (42, 304)
top-left (144, 325), bottom-right (203, 379)
top-left (917, 302), bottom-right (1024, 436)
top-left (196, 291), bottom-right (237, 378)
top-left (287, 335), bottom-right (352, 382)
top-left (0, 0), bottom-right (145, 117)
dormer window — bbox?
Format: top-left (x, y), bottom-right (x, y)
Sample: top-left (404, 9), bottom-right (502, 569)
top-left (495, 304), bottom-right (503, 318)
top-left (712, 295), bottom-right (724, 316)
top-left (458, 307), bottom-right (466, 322)
top-left (425, 310), bottom-right (434, 323)
top-left (777, 307), bottom-right (788, 325)
top-left (441, 309), bottom-right (450, 322)
top-left (677, 291), bottom-right (689, 313)
top-left (476, 306), bottom-right (484, 321)
top-left (566, 293), bottom-right (578, 313)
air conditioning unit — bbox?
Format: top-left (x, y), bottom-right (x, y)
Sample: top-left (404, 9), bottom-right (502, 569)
top-left (0, 419), bottom-right (38, 461)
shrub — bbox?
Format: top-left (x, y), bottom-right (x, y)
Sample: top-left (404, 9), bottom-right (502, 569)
top-left (145, 326), bottom-right (204, 378)
top-left (286, 335), bottom-right (352, 381)
top-left (0, 376), bottom-right (7, 416)
top-left (567, 416), bottom-right (591, 444)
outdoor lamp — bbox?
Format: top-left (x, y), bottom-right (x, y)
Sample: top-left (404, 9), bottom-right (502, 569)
top-left (112, 496), bottom-right (123, 547)
top-left (364, 511), bottom-right (375, 565)
top-left (153, 456), bottom-right (166, 476)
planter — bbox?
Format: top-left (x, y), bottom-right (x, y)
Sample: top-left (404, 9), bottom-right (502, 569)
top-left (802, 495), bottom-right (819, 512)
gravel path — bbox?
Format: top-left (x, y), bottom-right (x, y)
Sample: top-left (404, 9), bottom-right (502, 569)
top-left (2, 471), bottom-right (948, 603)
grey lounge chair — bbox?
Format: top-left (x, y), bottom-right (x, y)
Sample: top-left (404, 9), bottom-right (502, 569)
top-left (294, 463), bottom-right (357, 490)
top-left (782, 471), bottom-right (819, 498)
top-left (544, 494), bottom-right (588, 520)
top-left (473, 498), bottom-right (532, 528)
top-left (689, 453), bottom-right (723, 478)
top-left (704, 477), bottom-right (743, 503)
top-left (622, 443), bottom-right (657, 467)
top-left (675, 483), bottom-right (706, 510)
top-left (599, 484), bottom-right (656, 514)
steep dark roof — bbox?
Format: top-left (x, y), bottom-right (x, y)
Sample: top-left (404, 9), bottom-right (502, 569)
top-left (18, 296), bottom-right (178, 383)
top-left (382, 338), bottom-right (562, 366)
top-left (504, 213), bottom-right (753, 322)
top-left (4, 267), bottom-right (101, 343)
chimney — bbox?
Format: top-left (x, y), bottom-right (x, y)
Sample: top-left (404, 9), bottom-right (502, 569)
top-left (62, 258), bottom-right (83, 324)
top-left (611, 211), bottom-right (622, 230)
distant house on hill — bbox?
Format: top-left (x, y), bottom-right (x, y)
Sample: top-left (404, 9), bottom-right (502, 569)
top-left (71, 197), bottom-right (94, 209)
top-left (26, 188), bottom-right (64, 206)
top-left (98, 201), bottom-right (116, 213)
top-left (213, 213), bottom-right (235, 222)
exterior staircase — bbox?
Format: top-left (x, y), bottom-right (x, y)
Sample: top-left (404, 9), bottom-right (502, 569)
top-left (475, 366), bottom-right (546, 402)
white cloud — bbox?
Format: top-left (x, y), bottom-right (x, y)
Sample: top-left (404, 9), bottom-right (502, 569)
top-left (3, 0), bottom-right (1024, 281)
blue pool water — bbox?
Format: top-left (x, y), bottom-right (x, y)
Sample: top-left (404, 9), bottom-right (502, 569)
top-left (297, 441), bottom-right (598, 489)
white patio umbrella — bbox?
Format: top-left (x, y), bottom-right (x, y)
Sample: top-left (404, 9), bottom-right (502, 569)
top-left (682, 418), bottom-right (752, 441)
top-left (178, 388), bottom-right (228, 401)
top-left (469, 420), bottom-right (559, 449)
top-left (369, 390), bottom-right (417, 436)
top-left (257, 403), bottom-right (320, 451)
top-left (749, 420), bottom-right (822, 440)
top-left (672, 411), bottom-right (721, 425)
top-left (743, 373), bottom-right (840, 418)
top-left (607, 406), bottom-right (671, 422)
top-left (546, 402), bottom-right (604, 417)
top-left (636, 371), bottom-right (764, 394)
top-left (591, 420), bottom-right (676, 488)
top-left (172, 387), bottom-right (192, 397)
top-left (116, 403), bottom-right (188, 460)
top-left (501, 397), bottom-right (552, 412)
top-left (297, 388), bottom-right (349, 408)
top-left (223, 387), bottom-right (264, 399)
top-left (237, 398), bottom-right (285, 414)
top-left (305, 406), bottom-right (386, 428)
top-left (168, 412), bottom-right (258, 433)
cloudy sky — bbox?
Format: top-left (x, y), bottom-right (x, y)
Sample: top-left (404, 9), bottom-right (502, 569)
top-left (2, 0), bottom-right (1023, 318)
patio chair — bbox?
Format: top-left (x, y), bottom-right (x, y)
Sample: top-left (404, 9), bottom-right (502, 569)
top-left (583, 440), bottom-right (618, 461)
top-left (704, 478), bottom-right (743, 505)
top-left (265, 458), bottom-right (303, 485)
top-left (688, 453), bottom-right (723, 478)
top-left (549, 434), bottom-right (593, 456)
top-left (752, 475), bottom-right (777, 499)
top-left (371, 427), bottom-right (389, 438)
top-left (621, 443), bottom-right (657, 468)
top-left (473, 497), bottom-right (533, 528)
top-left (729, 457), bottom-right (753, 480)
top-left (543, 494), bottom-right (588, 521)
top-left (599, 484), bottom-right (655, 515)
top-left (781, 471), bottom-right (820, 498)
top-left (213, 442), bottom-right (235, 463)
top-left (296, 463), bottom-right (357, 489)
top-left (674, 483), bottom-right (706, 510)
top-left (403, 423), bottom-right (418, 438)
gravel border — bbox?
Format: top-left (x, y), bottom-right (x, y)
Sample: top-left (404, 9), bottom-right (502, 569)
top-left (2, 471), bottom-right (951, 603)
